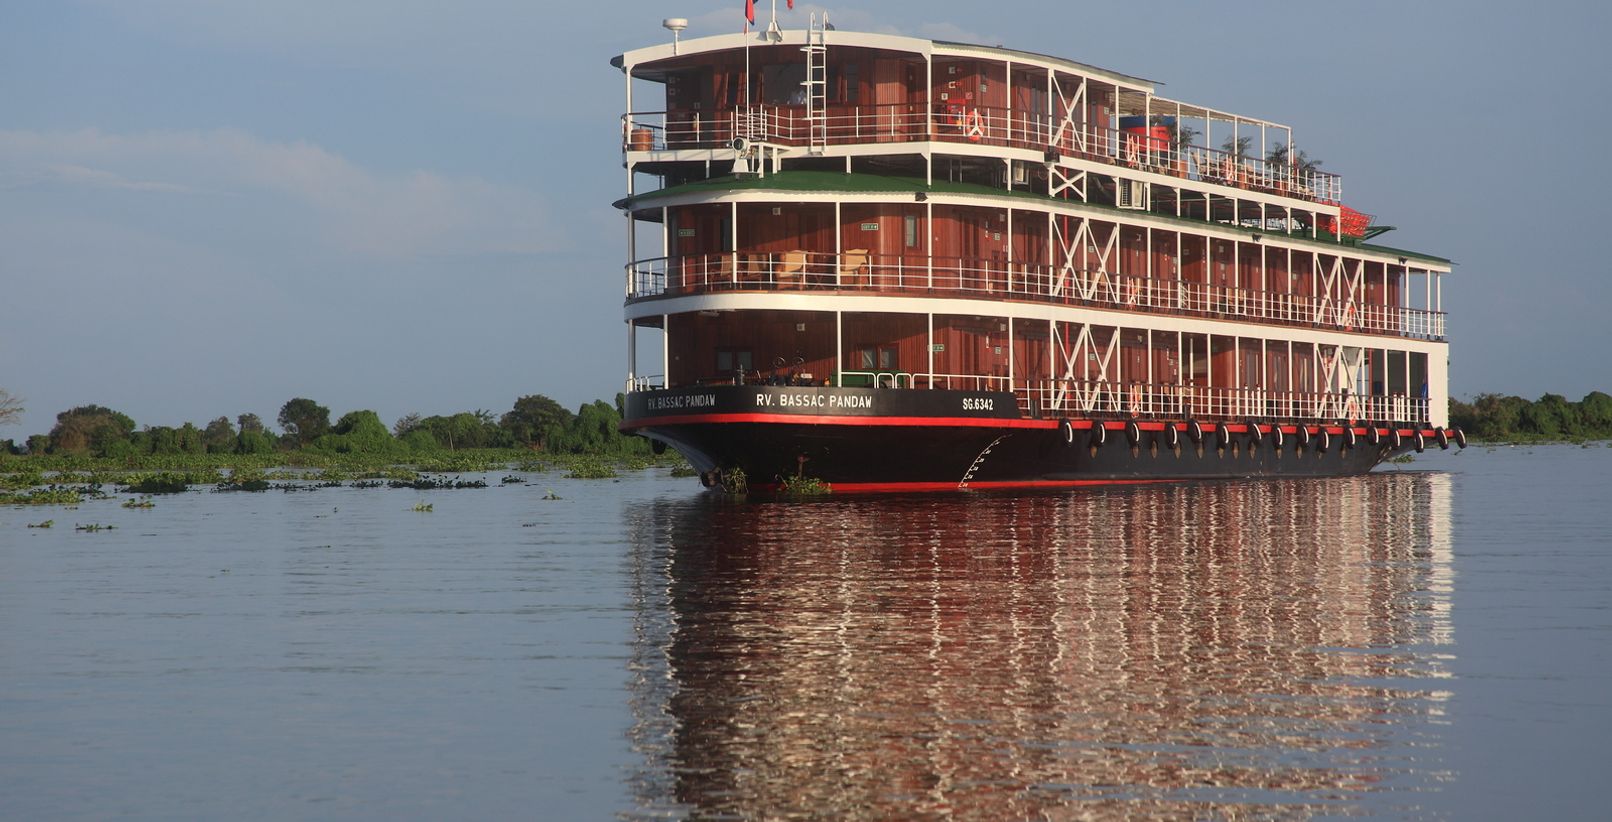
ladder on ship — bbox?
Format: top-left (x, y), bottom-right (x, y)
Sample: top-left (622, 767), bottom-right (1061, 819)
top-left (802, 13), bottom-right (829, 153)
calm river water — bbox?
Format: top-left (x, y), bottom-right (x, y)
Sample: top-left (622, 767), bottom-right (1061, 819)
top-left (2, 445), bottom-right (1609, 820)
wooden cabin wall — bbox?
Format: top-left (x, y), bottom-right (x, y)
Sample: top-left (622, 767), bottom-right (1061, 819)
top-left (933, 315), bottom-right (1010, 380)
top-left (670, 204), bottom-right (729, 257)
top-left (1209, 239), bottom-right (1234, 289)
top-left (1119, 329), bottom-right (1148, 385)
top-left (1180, 236), bottom-right (1206, 283)
top-left (1236, 241), bottom-right (1260, 289)
top-left (872, 59), bottom-right (906, 106)
top-left (1149, 228), bottom-right (1176, 281)
top-left (1011, 69), bottom-right (1044, 119)
top-left (840, 312), bottom-right (927, 374)
top-left (1011, 211), bottom-right (1047, 268)
top-left (667, 311), bottom-right (838, 386)
top-left (1291, 343), bottom-right (1317, 394)
top-left (1119, 226), bottom-right (1146, 278)
top-left (1209, 336), bottom-right (1236, 388)
top-left (738, 203), bottom-right (833, 255)
top-left (1013, 321), bottom-right (1050, 387)
top-left (1150, 331), bottom-right (1180, 386)
top-left (1267, 344), bottom-right (1291, 393)
top-left (1236, 339), bottom-right (1261, 388)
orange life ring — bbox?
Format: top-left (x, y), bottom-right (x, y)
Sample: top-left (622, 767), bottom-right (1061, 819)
top-left (965, 108), bottom-right (984, 142)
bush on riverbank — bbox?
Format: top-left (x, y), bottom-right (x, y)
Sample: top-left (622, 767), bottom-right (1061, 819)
top-left (1450, 391), bottom-right (1612, 442)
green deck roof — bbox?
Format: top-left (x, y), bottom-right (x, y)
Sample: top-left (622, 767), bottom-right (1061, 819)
top-left (622, 171), bottom-right (1452, 266)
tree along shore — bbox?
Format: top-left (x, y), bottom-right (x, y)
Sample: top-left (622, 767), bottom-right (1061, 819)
top-left (1449, 391), bottom-right (1612, 443)
top-left (1, 393), bottom-right (652, 462)
top-left (6, 389), bottom-right (1610, 461)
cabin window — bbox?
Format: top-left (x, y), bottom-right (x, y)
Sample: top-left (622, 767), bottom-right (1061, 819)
top-left (856, 345), bottom-right (898, 371)
top-left (763, 64), bottom-right (807, 105)
top-left (904, 215), bottom-right (920, 248)
top-left (844, 63), bottom-right (860, 104)
top-left (716, 349), bottom-right (753, 377)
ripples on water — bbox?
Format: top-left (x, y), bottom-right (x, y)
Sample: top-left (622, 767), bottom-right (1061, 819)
top-left (12, 448), bottom-right (1612, 819)
top-left (625, 475), bottom-right (1456, 819)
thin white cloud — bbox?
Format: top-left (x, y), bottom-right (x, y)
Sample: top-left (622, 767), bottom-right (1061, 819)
top-left (0, 128), bottom-right (556, 259)
top-left (45, 163), bottom-right (196, 194)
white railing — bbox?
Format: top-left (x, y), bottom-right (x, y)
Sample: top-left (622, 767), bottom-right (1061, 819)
top-left (1016, 380), bottom-right (1430, 423)
top-left (623, 106), bottom-right (1344, 206)
top-left (625, 251), bottom-right (1447, 342)
top-left (626, 374), bottom-right (665, 391)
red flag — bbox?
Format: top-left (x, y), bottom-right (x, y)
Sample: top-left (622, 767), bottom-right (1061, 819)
top-left (787, 0), bottom-right (794, 8)
top-left (745, 0), bottom-right (755, 25)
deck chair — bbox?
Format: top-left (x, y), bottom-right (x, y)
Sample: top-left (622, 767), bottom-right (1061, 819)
top-left (838, 249), bottom-right (869, 287)
top-left (777, 250), bottom-right (807, 288)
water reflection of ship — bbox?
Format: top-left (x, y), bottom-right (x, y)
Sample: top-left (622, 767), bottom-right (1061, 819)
top-left (624, 474), bottom-right (1454, 819)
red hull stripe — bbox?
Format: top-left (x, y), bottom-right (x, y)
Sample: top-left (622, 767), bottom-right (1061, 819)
top-left (625, 415), bottom-right (1445, 438)
top-left (766, 478), bottom-right (1179, 493)
top-left (624, 413), bottom-right (1059, 430)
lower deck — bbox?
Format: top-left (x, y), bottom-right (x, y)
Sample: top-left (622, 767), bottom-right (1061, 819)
top-left (623, 385), bottom-right (1455, 491)
top-left (627, 306), bottom-right (1444, 427)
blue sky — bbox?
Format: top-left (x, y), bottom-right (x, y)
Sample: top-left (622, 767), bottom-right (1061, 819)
top-left (3, 0), bottom-right (1609, 439)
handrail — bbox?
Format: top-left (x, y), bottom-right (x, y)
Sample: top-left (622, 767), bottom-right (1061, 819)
top-left (623, 106), bottom-right (1343, 205)
top-left (624, 251), bottom-right (1446, 342)
top-left (1016, 380), bottom-right (1430, 424)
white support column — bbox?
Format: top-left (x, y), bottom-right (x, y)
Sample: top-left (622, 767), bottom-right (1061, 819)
top-left (730, 200), bottom-right (739, 285)
top-left (1146, 331), bottom-right (1153, 414)
top-left (1008, 316), bottom-right (1015, 391)
top-left (1005, 60), bottom-right (1014, 145)
top-left (927, 312), bottom-right (935, 387)
top-left (1425, 265), bottom-right (1432, 317)
top-left (834, 201), bottom-right (842, 285)
top-left (627, 320), bottom-right (637, 388)
top-left (1233, 335), bottom-right (1241, 396)
top-left (835, 310), bottom-right (843, 387)
top-left (624, 64), bottom-right (635, 197)
top-left (926, 201), bottom-right (935, 289)
top-left (661, 313), bottom-right (670, 386)
top-left (925, 56), bottom-right (934, 186)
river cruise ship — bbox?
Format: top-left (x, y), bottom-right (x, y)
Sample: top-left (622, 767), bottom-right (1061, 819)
top-left (614, 14), bottom-right (1462, 491)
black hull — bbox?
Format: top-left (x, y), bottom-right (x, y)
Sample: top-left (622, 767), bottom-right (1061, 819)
top-left (624, 386), bottom-right (1436, 491)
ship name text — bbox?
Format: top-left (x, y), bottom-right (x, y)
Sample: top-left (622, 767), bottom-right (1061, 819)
top-left (756, 392), bottom-right (874, 410)
top-left (648, 393), bottom-right (717, 411)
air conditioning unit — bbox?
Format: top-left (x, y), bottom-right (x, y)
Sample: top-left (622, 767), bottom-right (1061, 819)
top-left (1116, 178), bottom-right (1149, 210)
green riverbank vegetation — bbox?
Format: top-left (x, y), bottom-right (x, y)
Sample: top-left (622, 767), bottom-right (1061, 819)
top-left (1449, 392), bottom-right (1612, 443)
top-left (0, 393), bottom-right (684, 495)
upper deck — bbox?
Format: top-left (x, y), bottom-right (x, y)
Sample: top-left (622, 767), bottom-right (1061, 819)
top-left (615, 28), bottom-right (1344, 209)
